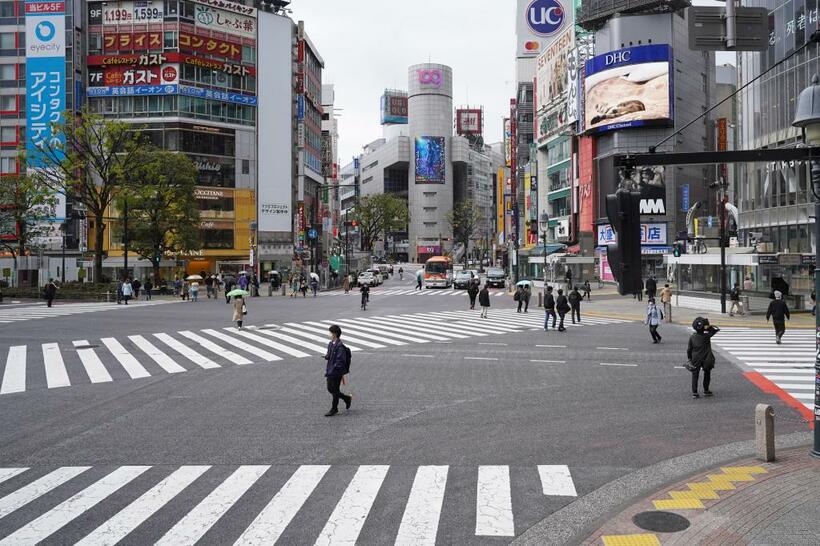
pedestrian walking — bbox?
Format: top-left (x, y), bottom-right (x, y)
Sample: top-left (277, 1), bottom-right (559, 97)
top-left (232, 294), bottom-right (246, 330)
top-left (181, 280), bottom-right (189, 300)
top-left (522, 284), bottom-right (531, 313)
top-left (645, 298), bottom-right (664, 343)
top-left (121, 278), bottom-right (133, 304)
top-left (289, 275), bottom-right (299, 298)
top-left (238, 273), bottom-right (249, 291)
top-left (211, 275), bottom-right (220, 299)
top-left (568, 286), bottom-right (582, 324)
top-left (564, 267), bottom-right (573, 290)
top-left (343, 274), bottom-right (351, 294)
top-left (43, 278), bottom-right (58, 308)
top-left (467, 280), bottom-right (479, 310)
top-left (116, 279), bottom-right (123, 304)
top-left (543, 285), bottom-right (557, 330)
top-left (812, 290), bottom-right (816, 316)
top-left (479, 284), bottom-right (491, 318)
top-left (766, 290), bottom-right (790, 344)
top-left (205, 275), bottom-right (214, 299)
top-left (687, 317), bottom-right (719, 398)
top-left (299, 277), bottom-right (308, 298)
top-left (556, 289), bottom-right (570, 331)
top-left (131, 278), bottom-right (141, 300)
top-left (173, 277), bottom-right (181, 297)
top-left (143, 279), bottom-right (153, 301)
top-left (634, 278), bottom-right (644, 301)
top-left (416, 269), bottom-right (423, 290)
top-left (310, 276), bottom-right (319, 297)
top-left (743, 275), bottom-right (753, 291)
top-left (729, 283), bottom-right (745, 316)
top-left (360, 282), bottom-right (370, 310)
top-left (582, 280), bottom-right (591, 301)
top-left (190, 281), bottom-right (200, 301)
top-left (645, 275), bottom-right (657, 300)
top-left (224, 276), bottom-right (235, 304)
top-left (515, 285), bottom-right (524, 313)
top-left (659, 283), bottom-right (673, 323)
top-left (324, 324), bottom-right (352, 417)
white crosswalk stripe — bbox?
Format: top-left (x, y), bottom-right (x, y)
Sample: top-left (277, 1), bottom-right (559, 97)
top-left (711, 327), bottom-right (816, 412)
top-left (0, 300), bottom-right (176, 324)
top-left (323, 288), bottom-right (509, 299)
top-left (0, 464), bottom-right (578, 544)
top-left (0, 310), bottom-right (630, 396)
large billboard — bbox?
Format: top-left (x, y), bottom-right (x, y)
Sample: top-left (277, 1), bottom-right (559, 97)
top-left (415, 136), bottom-right (445, 184)
top-left (192, 0), bottom-right (256, 38)
top-left (503, 118), bottom-right (511, 167)
top-left (456, 109), bottom-right (482, 135)
top-left (516, 0), bottom-right (573, 58)
top-left (380, 91), bottom-right (408, 124)
top-left (535, 27), bottom-right (574, 109)
top-left (583, 44), bottom-right (673, 133)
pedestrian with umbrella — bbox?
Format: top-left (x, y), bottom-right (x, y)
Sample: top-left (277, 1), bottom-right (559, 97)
top-left (228, 288), bottom-right (249, 330)
top-left (766, 290), bottom-right (790, 344)
top-left (310, 272), bottom-right (320, 297)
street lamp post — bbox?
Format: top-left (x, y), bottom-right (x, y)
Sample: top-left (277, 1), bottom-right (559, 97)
top-left (539, 212), bottom-right (549, 286)
top-left (793, 73), bottom-right (820, 458)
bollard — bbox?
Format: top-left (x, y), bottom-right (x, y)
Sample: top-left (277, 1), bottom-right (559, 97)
top-left (755, 403), bottom-right (775, 462)
top-left (538, 291), bottom-right (543, 308)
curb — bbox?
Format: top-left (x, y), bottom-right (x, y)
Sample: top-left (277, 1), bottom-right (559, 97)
top-left (511, 431), bottom-right (812, 546)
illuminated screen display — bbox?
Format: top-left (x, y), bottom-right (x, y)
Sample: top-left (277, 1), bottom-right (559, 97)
top-left (415, 136), bottom-right (445, 183)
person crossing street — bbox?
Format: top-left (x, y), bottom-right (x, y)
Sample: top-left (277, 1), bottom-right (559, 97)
top-left (555, 288), bottom-right (570, 331)
top-left (766, 290), bottom-right (790, 344)
top-left (479, 284), bottom-right (491, 318)
top-left (729, 283), bottom-right (745, 316)
top-left (467, 279), bottom-right (479, 310)
top-left (43, 279), bottom-right (58, 308)
top-left (416, 269), bottom-right (423, 290)
top-left (324, 324), bottom-right (352, 417)
top-left (659, 283), bottom-right (673, 323)
top-left (645, 298), bottom-right (663, 343)
top-left (568, 286), bottom-right (582, 324)
top-left (688, 317), bottom-right (719, 398)
top-left (543, 285), bottom-right (557, 330)
top-left (360, 282), bottom-right (370, 310)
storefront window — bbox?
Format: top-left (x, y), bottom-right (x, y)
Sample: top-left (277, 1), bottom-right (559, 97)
top-left (201, 229), bottom-right (234, 249)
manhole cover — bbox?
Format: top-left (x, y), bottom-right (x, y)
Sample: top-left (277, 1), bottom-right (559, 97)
top-left (632, 511), bottom-right (691, 533)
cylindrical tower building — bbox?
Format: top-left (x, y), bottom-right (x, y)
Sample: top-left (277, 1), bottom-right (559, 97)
top-left (408, 63), bottom-right (454, 262)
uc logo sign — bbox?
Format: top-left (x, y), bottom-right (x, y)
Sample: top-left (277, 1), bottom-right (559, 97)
top-left (526, 0), bottom-right (565, 36)
top-left (35, 21), bottom-right (55, 42)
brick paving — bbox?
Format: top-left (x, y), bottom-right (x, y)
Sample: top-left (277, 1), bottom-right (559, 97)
top-left (585, 447), bottom-right (820, 545)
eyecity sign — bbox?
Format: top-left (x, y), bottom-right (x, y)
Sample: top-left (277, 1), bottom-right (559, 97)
top-left (526, 0), bottom-right (566, 36)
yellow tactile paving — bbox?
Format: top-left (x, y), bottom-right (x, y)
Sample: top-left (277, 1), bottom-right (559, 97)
top-left (652, 465), bottom-right (768, 512)
top-left (721, 466), bottom-right (767, 475)
top-left (653, 498), bottom-right (705, 510)
top-left (602, 534), bottom-right (661, 546)
top-left (670, 489), bottom-right (719, 501)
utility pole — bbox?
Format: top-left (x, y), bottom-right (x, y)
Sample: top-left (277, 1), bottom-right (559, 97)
top-left (122, 198), bottom-right (128, 280)
top-left (718, 181), bottom-right (727, 314)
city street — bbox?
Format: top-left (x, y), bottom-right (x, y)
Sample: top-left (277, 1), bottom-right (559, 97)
top-left (0, 273), bottom-right (808, 544)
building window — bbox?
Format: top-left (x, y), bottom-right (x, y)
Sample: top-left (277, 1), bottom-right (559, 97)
top-left (200, 229), bottom-right (234, 249)
top-left (0, 33), bottom-right (15, 50)
top-left (164, 31), bottom-right (177, 49)
top-left (0, 126), bottom-right (15, 142)
top-left (242, 46), bottom-right (255, 64)
top-left (0, 95), bottom-right (15, 112)
top-left (242, 159), bottom-right (250, 174)
top-left (0, 64), bottom-right (14, 82)
top-left (0, 156), bottom-right (16, 173)
top-left (88, 33), bottom-right (102, 54)
top-left (0, 2), bottom-right (14, 18)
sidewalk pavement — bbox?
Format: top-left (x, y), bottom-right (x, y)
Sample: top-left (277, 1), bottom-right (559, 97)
top-left (584, 446), bottom-right (820, 545)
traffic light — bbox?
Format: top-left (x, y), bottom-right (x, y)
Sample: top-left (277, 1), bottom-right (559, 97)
top-left (605, 187), bottom-right (642, 296)
top-left (673, 243), bottom-right (682, 258)
top-left (351, 220), bottom-right (358, 228)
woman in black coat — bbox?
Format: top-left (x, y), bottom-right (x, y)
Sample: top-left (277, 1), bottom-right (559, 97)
top-left (467, 280), bottom-right (479, 310)
top-left (687, 317), bottom-right (720, 398)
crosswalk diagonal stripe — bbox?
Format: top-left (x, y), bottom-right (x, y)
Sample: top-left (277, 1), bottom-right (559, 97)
top-left (42, 343), bottom-right (71, 389)
top-left (201, 329), bottom-right (281, 362)
top-left (234, 465), bottom-right (330, 545)
top-left (333, 319), bottom-right (431, 343)
top-left (277, 327), bottom-right (362, 352)
top-left (72, 341), bottom-right (114, 384)
top-left (178, 331), bottom-right (253, 365)
top-left (475, 465), bottom-right (514, 536)
top-left (0, 467), bottom-right (90, 520)
top-left (421, 313), bottom-right (518, 333)
top-left (76, 466), bottom-right (210, 546)
top-left (315, 465), bottom-right (390, 545)
top-left (100, 338), bottom-right (152, 379)
top-left (128, 335), bottom-right (187, 373)
top-left (1, 346), bottom-right (26, 394)
top-left (287, 322), bottom-right (385, 349)
top-left (310, 320), bottom-right (407, 346)
top-left (343, 317), bottom-right (449, 341)
top-left (156, 465), bottom-right (270, 546)
top-left (395, 465), bottom-right (448, 546)
top-left (371, 316), bottom-right (467, 339)
top-left (153, 334), bottom-right (221, 369)
top-left (538, 465), bottom-right (577, 496)
top-left (252, 329), bottom-right (330, 354)
top-left (225, 328), bottom-right (311, 358)
top-left (430, 311), bottom-right (537, 330)
top-left (0, 468), bottom-right (27, 486)
top-left (0, 466), bottom-right (150, 545)
top-left (383, 315), bottom-right (477, 338)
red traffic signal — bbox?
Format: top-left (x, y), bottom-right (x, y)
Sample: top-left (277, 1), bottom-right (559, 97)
top-left (351, 220), bottom-right (358, 228)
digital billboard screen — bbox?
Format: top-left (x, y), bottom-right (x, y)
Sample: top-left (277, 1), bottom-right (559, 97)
top-left (415, 136), bottom-right (445, 184)
top-left (583, 44), bottom-right (673, 133)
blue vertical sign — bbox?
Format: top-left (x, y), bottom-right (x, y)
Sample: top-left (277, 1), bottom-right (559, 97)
top-left (680, 184), bottom-right (690, 212)
top-left (26, 0), bottom-right (66, 168)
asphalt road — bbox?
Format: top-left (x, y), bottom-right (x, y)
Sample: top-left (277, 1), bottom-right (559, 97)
top-left (0, 272), bottom-right (807, 544)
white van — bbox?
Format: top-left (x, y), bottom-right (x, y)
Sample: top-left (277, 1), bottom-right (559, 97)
top-left (376, 264), bottom-right (390, 280)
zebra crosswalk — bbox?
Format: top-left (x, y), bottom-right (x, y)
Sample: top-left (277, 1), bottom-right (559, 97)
top-left (710, 327), bottom-right (816, 413)
top-left (325, 288), bottom-right (509, 298)
top-left (0, 300), bottom-right (176, 324)
top-left (0, 463), bottom-right (578, 543)
top-left (0, 310), bottom-right (629, 396)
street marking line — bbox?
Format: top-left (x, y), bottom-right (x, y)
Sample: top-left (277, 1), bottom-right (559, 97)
top-left (0, 466), bottom-right (150, 545)
top-left (234, 465), bottom-right (329, 545)
top-left (538, 465), bottom-right (577, 496)
top-left (383, 315), bottom-right (475, 338)
top-left (0, 467), bottom-right (90, 519)
top-left (402, 354), bottom-right (435, 358)
top-left (602, 535), bottom-right (661, 546)
top-left (201, 329), bottom-right (281, 362)
top-left (465, 357), bottom-right (499, 361)
top-left (42, 343), bottom-right (70, 388)
top-left (479, 342), bottom-right (507, 346)
top-left (100, 338), bottom-right (152, 379)
top-left (315, 465), bottom-right (390, 545)
top-left (0, 468), bottom-right (27, 485)
top-left (154, 333), bottom-right (221, 369)
top-left (600, 363), bottom-right (638, 367)
top-left (309, 320), bottom-right (407, 346)
top-left (278, 327), bottom-right (361, 352)
top-left (342, 317), bottom-right (448, 341)
top-left (128, 335), bottom-right (187, 373)
top-left (291, 322), bottom-right (387, 349)
top-left (156, 465), bottom-right (269, 546)
top-left (475, 465), bottom-right (514, 536)
top-left (177, 331), bottom-right (253, 365)
top-left (73, 341), bottom-right (113, 383)
top-left (395, 465), bottom-right (448, 546)
top-left (226, 328), bottom-right (311, 358)
top-left (536, 345), bottom-right (567, 348)
top-left (332, 320), bottom-right (432, 344)
top-left (254, 329), bottom-right (330, 354)
top-left (597, 347), bottom-right (628, 351)
top-left (1, 346), bottom-right (26, 394)
top-left (530, 359), bottom-right (566, 364)
top-left (372, 317), bottom-right (466, 340)
top-left (77, 466), bottom-right (210, 546)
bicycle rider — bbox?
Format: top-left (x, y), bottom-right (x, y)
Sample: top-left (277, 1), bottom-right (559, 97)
top-left (360, 281), bottom-right (370, 310)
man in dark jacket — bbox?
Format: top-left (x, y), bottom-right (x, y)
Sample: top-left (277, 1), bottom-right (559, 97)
top-left (43, 279), bottom-right (58, 308)
top-left (143, 279), bottom-right (153, 301)
top-left (568, 286), bottom-right (582, 324)
top-left (543, 286), bottom-right (557, 330)
top-left (479, 284), bottom-right (491, 318)
top-left (766, 290), bottom-right (790, 344)
top-left (729, 282), bottom-right (744, 316)
top-left (467, 280), bottom-right (479, 310)
top-left (131, 278), bottom-right (141, 300)
top-left (634, 278), bottom-right (644, 301)
top-left (645, 276), bottom-right (657, 300)
top-left (687, 317), bottom-right (719, 398)
top-left (556, 288), bottom-right (570, 331)
top-left (324, 324), bottom-right (352, 416)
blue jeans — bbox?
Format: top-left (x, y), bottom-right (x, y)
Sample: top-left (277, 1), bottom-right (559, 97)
top-left (544, 310), bottom-right (556, 329)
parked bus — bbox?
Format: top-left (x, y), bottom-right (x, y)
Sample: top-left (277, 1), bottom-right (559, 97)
top-left (424, 256), bottom-right (453, 288)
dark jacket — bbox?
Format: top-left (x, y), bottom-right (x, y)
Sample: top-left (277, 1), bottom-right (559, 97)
top-left (645, 278), bottom-right (657, 294)
top-left (479, 288), bottom-right (490, 307)
top-left (325, 340), bottom-right (348, 377)
top-left (522, 287), bottom-right (531, 302)
top-left (43, 282), bottom-right (57, 299)
top-left (467, 284), bottom-right (479, 298)
top-left (568, 290), bottom-right (582, 308)
top-left (544, 292), bottom-right (555, 311)
top-left (766, 299), bottom-right (790, 322)
top-left (687, 327), bottom-right (718, 370)
top-left (729, 287), bottom-right (740, 301)
top-left (556, 294), bottom-right (570, 314)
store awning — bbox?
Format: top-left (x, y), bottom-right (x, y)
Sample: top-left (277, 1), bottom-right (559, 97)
top-left (547, 188), bottom-right (570, 202)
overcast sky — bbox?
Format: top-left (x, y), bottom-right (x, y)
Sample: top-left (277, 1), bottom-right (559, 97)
top-left (288, 0), bottom-right (516, 164)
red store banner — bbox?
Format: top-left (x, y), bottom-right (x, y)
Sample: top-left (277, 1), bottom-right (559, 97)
top-left (88, 64), bottom-right (179, 87)
top-left (103, 32), bottom-right (162, 52)
top-left (102, 31), bottom-right (243, 62)
top-left (179, 31), bottom-right (241, 61)
top-left (87, 53), bottom-right (254, 76)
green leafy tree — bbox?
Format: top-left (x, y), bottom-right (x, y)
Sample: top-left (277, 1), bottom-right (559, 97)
top-left (351, 193), bottom-right (410, 251)
top-left (28, 110), bottom-right (146, 282)
top-left (114, 150), bottom-right (200, 284)
top-left (446, 200), bottom-right (482, 265)
top-left (0, 171), bottom-right (59, 257)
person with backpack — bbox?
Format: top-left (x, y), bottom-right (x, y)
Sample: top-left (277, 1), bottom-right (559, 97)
top-left (478, 284), bottom-right (491, 318)
top-left (729, 282), bottom-right (744, 316)
top-left (556, 288), bottom-right (570, 331)
top-left (543, 285), bottom-right (557, 330)
top-left (645, 298), bottom-right (664, 343)
top-left (568, 286), bottom-right (582, 324)
top-left (43, 278), bottom-right (58, 308)
top-left (766, 290), bottom-right (790, 344)
top-left (687, 317), bottom-right (720, 398)
top-left (324, 324), bottom-right (352, 417)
